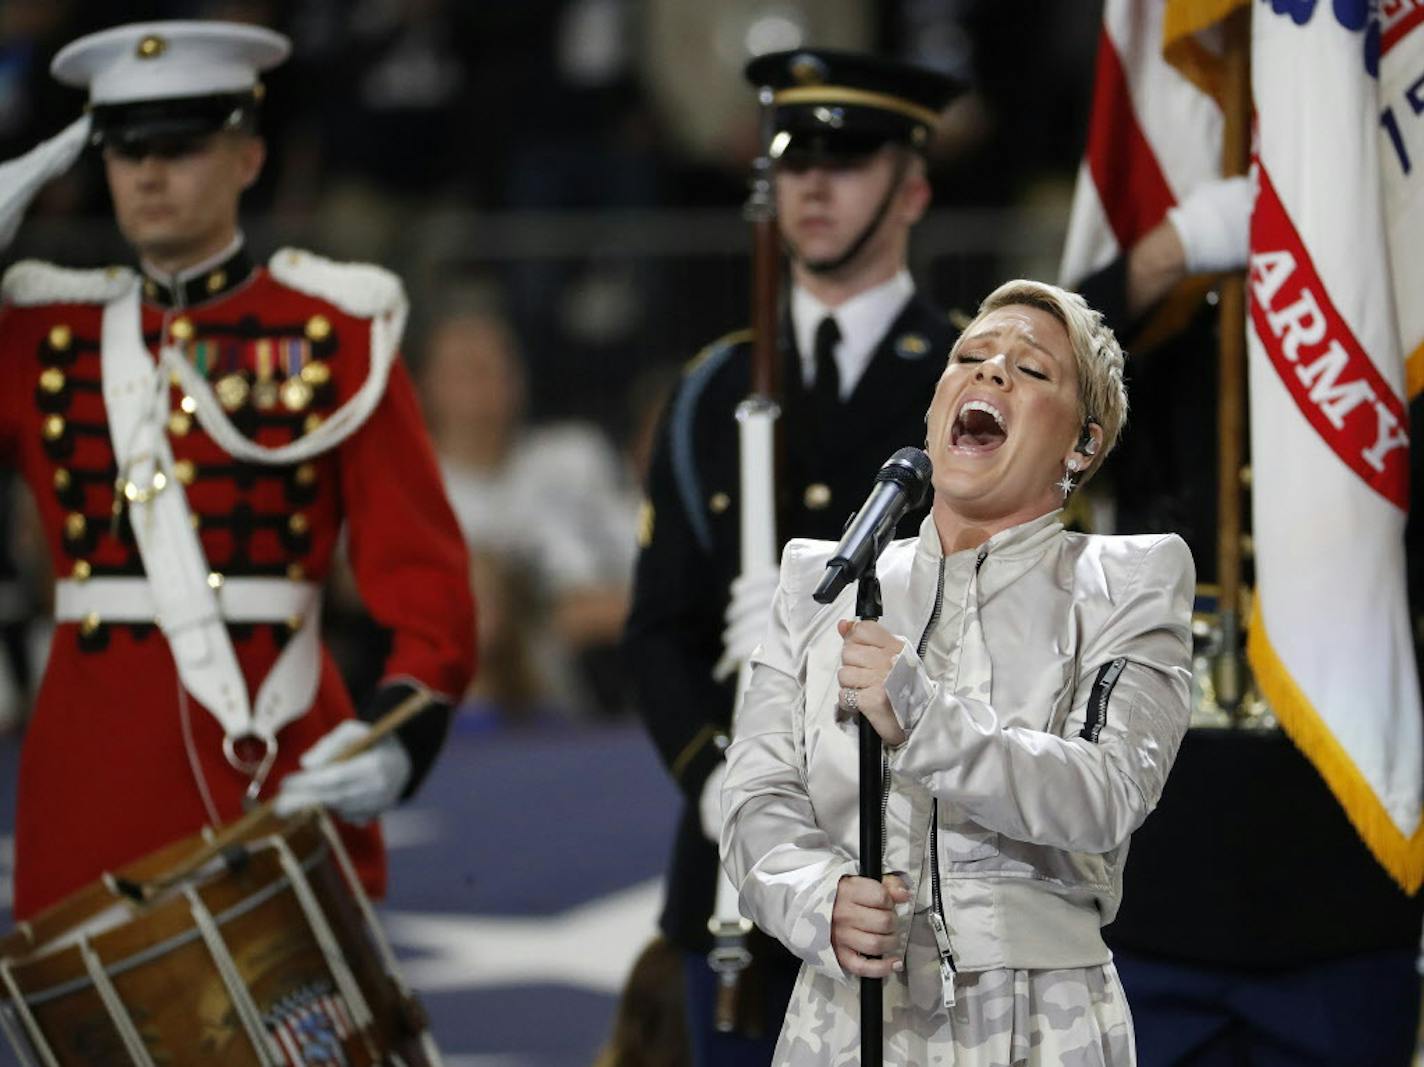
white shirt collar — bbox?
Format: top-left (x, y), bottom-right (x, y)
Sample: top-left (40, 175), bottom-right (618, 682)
top-left (141, 231), bottom-right (246, 288)
top-left (791, 270), bottom-right (915, 400)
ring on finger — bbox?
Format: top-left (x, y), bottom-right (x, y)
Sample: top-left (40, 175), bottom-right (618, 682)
top-left (841, 686), bottom-right (860, 712)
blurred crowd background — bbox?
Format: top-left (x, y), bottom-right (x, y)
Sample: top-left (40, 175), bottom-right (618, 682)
top-left (0, 0), bottom-right (1103, 728)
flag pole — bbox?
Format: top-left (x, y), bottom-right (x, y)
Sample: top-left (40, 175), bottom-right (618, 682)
top-left (1215, 4), bottom-right (1252, 716)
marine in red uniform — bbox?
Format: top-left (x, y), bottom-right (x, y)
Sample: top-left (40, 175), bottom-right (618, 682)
top-left (0, 21), bottom-right (475, 920)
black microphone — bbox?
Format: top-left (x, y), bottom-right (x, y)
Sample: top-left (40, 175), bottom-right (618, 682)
top-left (812, 447), bottom-right (933, 604)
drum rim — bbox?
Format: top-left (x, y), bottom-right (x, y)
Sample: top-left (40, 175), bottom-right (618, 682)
top-left (1, 836), bottom-right (329, 1010)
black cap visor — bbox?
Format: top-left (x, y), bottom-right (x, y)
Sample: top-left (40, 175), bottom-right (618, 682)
top-left (91, 92), bottom-right (257, 150)
top-left (770, 106), bottom-right (923, 167)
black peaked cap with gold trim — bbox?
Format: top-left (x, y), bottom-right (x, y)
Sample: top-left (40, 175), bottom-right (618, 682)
top-left (745, 49), bottom-right (965, 161)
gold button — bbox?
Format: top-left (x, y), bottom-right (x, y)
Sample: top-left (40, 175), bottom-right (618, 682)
top-left (288, 513), bottom-right (310, 535)
top-left (169, 370), bottom-right (183, 388)
top-left (136, 34), bottom-right (166, 58)
top-left (64, 512), bottom-right (86, 540)
top-left (71, 560), bottom-right (92, 582)
top-left (48, 324), bottom-right (72, 350)
top-left (42, 415), bottom-right (65, 441)
top-left (173, 459), bottom-right (196, 485)
top-left (79, 612), bottom-right (101, 637)
top-left (169, 317), bottom-right (194, 342)
top-left (168, 411), bottom-right (192, 436)
top-left (304, 315), bottom-right (332, 342)
top-left (190, 514), bottom-right (202, 530)
top-left (295, 462), bottom-right (318, 487)
top-left (38, 368), bottom-right (65, 394)
top-left (709, 492), bottom-right (730, 514)
top-left (1239, 465), bottom-right (1253, 489)
top-left (207, 572), bottom-right (224, 590)
top-left (287, 562), bottom-right (307, 581)
top-left (299, 360), bottom-right (331, 387)
top-left (894, 333), bottom-right (930, 359)
top-left (179, 395), bottom-right (198, 415)
top-left (804, 483), bottom-right (832, 510)
top-left (206, 270), bottom-right (227, 294)
top-left (286, 614), bottom-right (305, 633)
top-left (53, 468), bottom-right (71, 492)
top-left (1240, 533), bottom-right (1255, 557)
top-left (303, 413), bottom-right (324, 435)
top-left (145, 280), bottom-right (160, 301)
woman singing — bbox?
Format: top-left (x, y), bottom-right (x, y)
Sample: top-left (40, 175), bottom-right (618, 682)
top-left (721, 279), bottom-right (1194, 1064)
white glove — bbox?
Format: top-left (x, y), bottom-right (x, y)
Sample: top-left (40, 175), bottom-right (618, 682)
top-left (1166, 175), bottom-right (1253, 275)
top-left (698, 761), bottom-right (728, 842)
top-left (0, 116), bottom-right (91, 249)
top-left (711, 565), bottom-right (781, 683)
top-left (273, 720), bottom-right (412, 825)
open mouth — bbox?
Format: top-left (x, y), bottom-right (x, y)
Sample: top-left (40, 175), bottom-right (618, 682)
top-left (950, 399), bottom-right (1007, 453)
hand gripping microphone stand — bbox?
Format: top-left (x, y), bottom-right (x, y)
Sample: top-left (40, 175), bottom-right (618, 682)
top-left (812, 447), bottom-right (931, 1066)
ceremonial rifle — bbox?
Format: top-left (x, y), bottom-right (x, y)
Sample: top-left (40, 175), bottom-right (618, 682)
top-left (706, 81), bottom-right (782, 1037)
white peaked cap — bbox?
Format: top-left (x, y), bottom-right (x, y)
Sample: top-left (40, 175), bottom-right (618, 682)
top-left (51, 20), bottom-right (289, 105)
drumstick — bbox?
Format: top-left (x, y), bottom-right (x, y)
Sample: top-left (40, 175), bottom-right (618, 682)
top-left (126, 686), bottom-right (436, 902)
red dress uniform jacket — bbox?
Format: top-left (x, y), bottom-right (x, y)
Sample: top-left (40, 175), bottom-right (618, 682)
top-left (0, 245), bottom-right (475, 920)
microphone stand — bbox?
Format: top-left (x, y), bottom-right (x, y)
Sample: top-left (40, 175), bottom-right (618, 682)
top-left (855, 547), bottom-right (884, 1066)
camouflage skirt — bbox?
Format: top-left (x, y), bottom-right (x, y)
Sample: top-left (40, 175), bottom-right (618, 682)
top-left (774, 919), bottom-right (1135, 1066)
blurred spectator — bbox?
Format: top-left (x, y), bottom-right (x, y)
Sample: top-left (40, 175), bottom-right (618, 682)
top-left (464, 550), bottom-right (565, 721)
top-left (321, 0), bottom-right (478, 198)
top-left (421, 306), bottom-right (639, 714)
top-left (594, 936), bottom-right (691, 1067)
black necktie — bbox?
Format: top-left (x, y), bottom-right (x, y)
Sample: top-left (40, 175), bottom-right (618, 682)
top-left (813, 315), bottom-right (842, 408)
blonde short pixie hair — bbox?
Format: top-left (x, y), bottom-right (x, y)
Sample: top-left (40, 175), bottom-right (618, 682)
top-left (951, 279), bottom-right (1128, 483)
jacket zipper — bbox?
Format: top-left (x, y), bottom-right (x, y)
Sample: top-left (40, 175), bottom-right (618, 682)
top-left (926, 548), bottom-right (985, 1007)
top-left (928, 801), bottom-right (956, 1006)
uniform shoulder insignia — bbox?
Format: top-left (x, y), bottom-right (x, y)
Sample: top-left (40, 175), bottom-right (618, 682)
top-left (682, 327), bottom-right (753, 376)
top-left (2, 260), bottom-right (134, 306)
top-left (268, 247), bottom-right (405, 320)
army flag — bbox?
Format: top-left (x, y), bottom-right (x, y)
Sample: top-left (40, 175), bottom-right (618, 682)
top-left (1246, 3), bottom-right (1424, 890)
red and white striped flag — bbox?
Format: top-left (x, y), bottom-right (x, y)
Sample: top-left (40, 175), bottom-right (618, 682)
top-left (1247, 2), bottom-right (1424, 890)
top-left (1059, 0), bottom-right (1224, 289)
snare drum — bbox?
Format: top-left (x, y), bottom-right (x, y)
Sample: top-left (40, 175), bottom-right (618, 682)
top-left (0, 809), bottom-right (440, 1066)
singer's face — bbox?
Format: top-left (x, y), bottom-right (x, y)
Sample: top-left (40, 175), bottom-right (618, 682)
top-left (925, 304), bottom-right (1083, 525)
top-left (774, 147), bottom-right (924, 270)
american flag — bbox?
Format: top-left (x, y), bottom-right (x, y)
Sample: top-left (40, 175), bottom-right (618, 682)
top-left (263, 979), bottom-right (356, 1067)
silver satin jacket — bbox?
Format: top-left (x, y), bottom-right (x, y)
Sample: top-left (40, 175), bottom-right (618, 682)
top-left (721, 510), bottom-right (1194, 984)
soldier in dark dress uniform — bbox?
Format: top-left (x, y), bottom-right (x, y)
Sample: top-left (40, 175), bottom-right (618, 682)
top-left (623, 50), bottom-right (963, 1065)
top-left (0, 21), bottom-right (474, 921)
